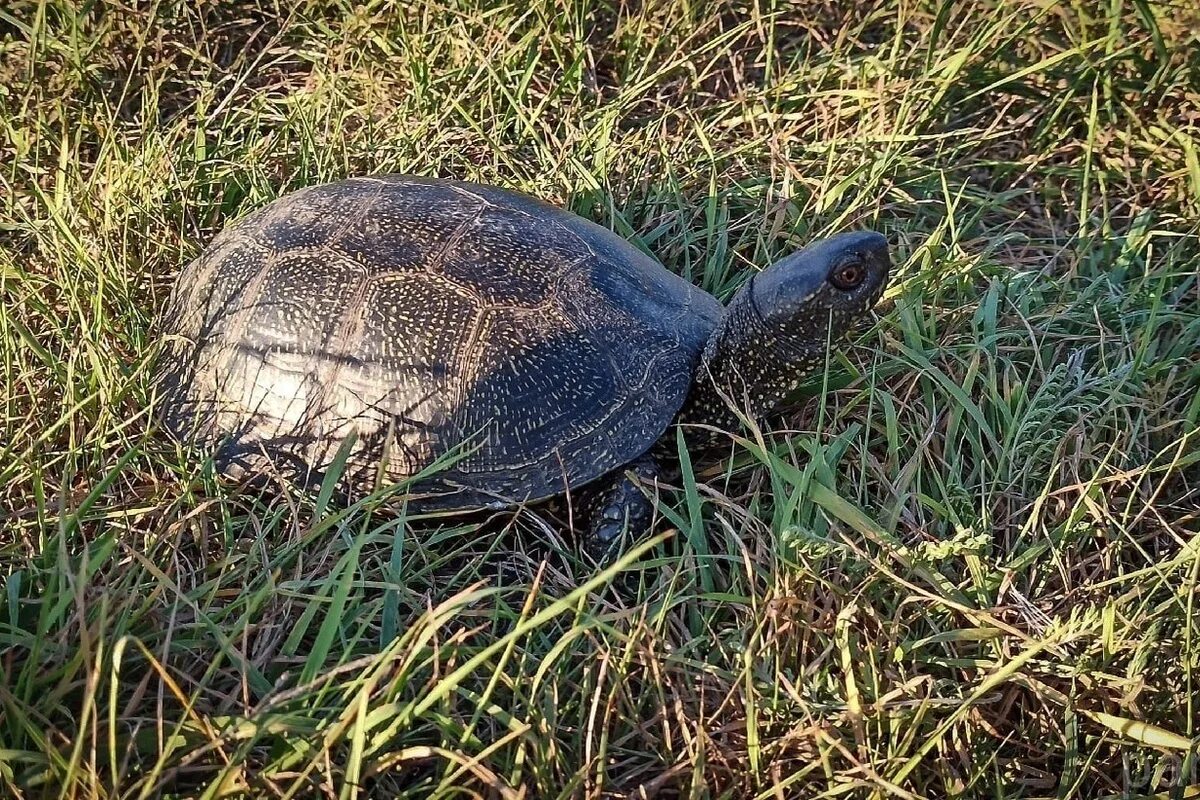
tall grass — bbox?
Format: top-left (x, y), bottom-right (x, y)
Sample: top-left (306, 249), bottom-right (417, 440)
top-left (1, 0), bottom-right (1198, 797)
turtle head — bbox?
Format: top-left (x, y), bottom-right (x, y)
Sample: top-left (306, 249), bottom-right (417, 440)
top-left (749, 230), bottom-right (890, 351)
top-left (678, 230), bottom-right (890, 433)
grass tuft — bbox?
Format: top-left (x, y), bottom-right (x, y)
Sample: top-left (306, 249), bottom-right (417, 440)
top-left (2, 0), bottom-right (1198, 797)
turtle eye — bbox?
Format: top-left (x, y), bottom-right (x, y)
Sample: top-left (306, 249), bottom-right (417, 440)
top-left (829, 259), bottom-right (866, 291)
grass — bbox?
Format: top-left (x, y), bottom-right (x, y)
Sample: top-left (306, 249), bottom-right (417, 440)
top-left (1, 0), bottom-right (1199, 796)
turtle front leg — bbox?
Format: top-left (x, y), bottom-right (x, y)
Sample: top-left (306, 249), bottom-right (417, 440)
top-left (581, 454), bottom-right (660, 560)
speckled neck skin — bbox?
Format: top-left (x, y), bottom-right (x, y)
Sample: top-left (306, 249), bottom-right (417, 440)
top-left (675, 281), bottom-right (829, 441)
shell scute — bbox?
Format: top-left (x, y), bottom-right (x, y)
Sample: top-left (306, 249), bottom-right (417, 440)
top-left (440, 205), bottom-right (590, 305)
top-left (334, 180), bottom-right (483, 275)
top-left (252, 180), bottom-right (377, 250)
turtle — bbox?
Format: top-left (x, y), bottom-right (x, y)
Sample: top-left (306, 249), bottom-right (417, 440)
top-left (155, 175), bottom-right (890, 553)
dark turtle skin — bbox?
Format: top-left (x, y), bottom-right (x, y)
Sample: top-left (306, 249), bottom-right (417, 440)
top-left (156, 175), bottom-right (890, 552)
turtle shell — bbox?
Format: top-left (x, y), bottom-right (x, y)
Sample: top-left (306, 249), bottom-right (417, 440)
top-left (157, 176), bottom-right (723, 508)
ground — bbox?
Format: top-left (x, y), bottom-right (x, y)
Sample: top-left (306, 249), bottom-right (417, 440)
top-left (1, 1), bottom-right (1199, 798)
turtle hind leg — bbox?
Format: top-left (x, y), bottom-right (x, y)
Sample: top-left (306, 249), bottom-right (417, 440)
top-left (580, 454), bottom-right (660, 561)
